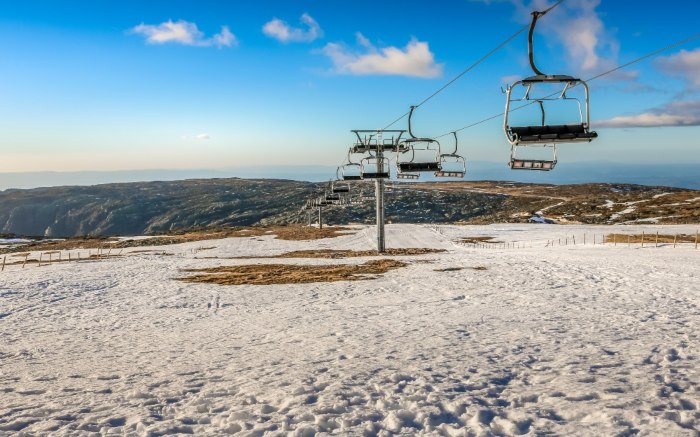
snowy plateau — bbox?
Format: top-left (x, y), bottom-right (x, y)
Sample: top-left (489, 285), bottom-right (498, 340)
top-left (1, 224), bottom-right (699, 436)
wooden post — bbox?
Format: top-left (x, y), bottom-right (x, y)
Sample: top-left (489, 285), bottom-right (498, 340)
top-left (593, 234), bottom-right (596, 245)
top-left (68, 252), bottom-right (71, 262)
top-left (1, 256), bottom-right (5, 271)
top-left (38, 253), bottom-right (42, 267)
top-left (573, 236), bottom-right (576, 245)
top-left (673, 234), bottom-right (677, 248)
top-left (655, 231), bottom-right (659, 248)
top-left (695, 231), bottom-right (698, 249)
top-left (641, 231), bottom-right (645, 248)
top-left (23, 254), bottom-right (28, 268)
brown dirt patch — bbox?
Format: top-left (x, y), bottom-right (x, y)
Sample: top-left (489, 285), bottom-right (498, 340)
top-left (178, 259), bottom-right (407, 285)
top-left (233, 248), bottom-right (445, 259)
top-left (458, 236), bottom-right (502, 244)
top-left (606, 233), bottom-right (698, 244)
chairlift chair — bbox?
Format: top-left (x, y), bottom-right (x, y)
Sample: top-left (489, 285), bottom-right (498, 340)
top-left (396, 168), bottom-right (420, 180)
top-left (509, 144), bottom-right (557, 171)
top-left (503, 9), bottom-right (597, 170)
top-left (360, 156), bottom-right (391, 179)
top-left (331, 177), bottom-right (350, 194)
top-left (397, 106), bottom-right (442, 173)
top-left (434, 132), bottom-right (467, 178)
top-left (351, 130), bottom-right (407, 154)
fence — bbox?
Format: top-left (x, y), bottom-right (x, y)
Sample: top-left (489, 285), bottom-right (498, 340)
top-left (462, 230), bottom-right (699, 250)
top-left (1, 247), bottom-right (123, 272)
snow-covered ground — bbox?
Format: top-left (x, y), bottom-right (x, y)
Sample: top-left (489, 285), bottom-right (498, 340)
top-left (1, 224), bottom-right (699, 436)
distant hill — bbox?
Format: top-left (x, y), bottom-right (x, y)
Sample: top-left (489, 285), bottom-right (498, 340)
top-left (0, 178), bottom-right (698, 237)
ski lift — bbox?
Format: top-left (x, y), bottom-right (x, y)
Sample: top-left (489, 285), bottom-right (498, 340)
top-left (503, 9), bottom-right (597, 170)
top-left (509, 144), bottom-right (556, 171)
top-left (331, 172), bottom-right (351, 193)
top-left (397, 106), bottom-right (441, 173)
top-left (338, 149), bottom-right (364, 181)
top-left (351, 130), bottom-right (407, 154)
top-left (396, 168), bottom-right (420, 180)
top-left (435, 132), bottom-right (466, 178)
top-left (360, 156), bottom-right (390, 179)
top-left (325, 191), bottom-right (341, 201)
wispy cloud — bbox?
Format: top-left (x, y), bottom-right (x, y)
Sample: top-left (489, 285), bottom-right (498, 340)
top-left (262, 13), bottom-right (322, 43)
top-left (474, 0), bottom-right (633, 80)
top-left (597, 100), bottom-right (700, 128)
top-left (320, 33), bottom-right (443, 78)
top-left (131, 20), bottom-right (237, 48)
top-left (183, 133), bottom-right (212, 140)
top-left (657, 48), bottom-right (700, 90)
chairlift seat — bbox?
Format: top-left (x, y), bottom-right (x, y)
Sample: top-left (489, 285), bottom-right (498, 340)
top-left (435, 171), bottom-right (465, 178)
top-left (361, 171), bottom-right (390, 179)
top-left (509, 159), bottom-right (556, 171)
top-left (397, 162), bottom-right (441, 172)
top-left (397, 172), bottom-right (420, 180)
top-left (509, 124), bottom-right (597, 144)
top-left (342, 175), bottom-right (363, 181)
top-left (325, 194), bottom-right (341, 201)
top-left (521, 74), bottom-right (578, 83)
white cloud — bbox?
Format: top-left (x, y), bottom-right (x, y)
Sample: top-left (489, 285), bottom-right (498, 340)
top-left (182, 133), bottom-right (211, 140)
top-left (262, 13), bottom-right (322, 43)
top-left (320, 33), bottom-right (443, 78)
top-left (477, 0), bottom-right (631, 80)
top-left (657, 48), bottom-right (700, 90)
top-left (131, 20), bottom-right (237, 48)
top-left (597, 100), bottom-right (700, 128)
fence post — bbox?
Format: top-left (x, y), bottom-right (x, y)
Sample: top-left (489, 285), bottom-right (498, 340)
top-left (23, 254), bottom-right (28, 268)
top-left (695, 231), bottom-right (698, 249)
top-left (1, 256), bottom-right (5, 271)
top-left (655, 231), bottom-right (659, 248)
top-left (641, 231), bottom-right (645, 248)
top-left (673, 234), bottom-right (677, 248)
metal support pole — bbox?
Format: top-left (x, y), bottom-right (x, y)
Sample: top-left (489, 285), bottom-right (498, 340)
top-left (375, 132), bottom-right (386, 253)
top-left (318, 206), bottom-right (323, 229)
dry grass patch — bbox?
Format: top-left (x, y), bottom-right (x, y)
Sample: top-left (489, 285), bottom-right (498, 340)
top-left (459, 236), bottom-right (502, 244)
top-left (606, 233), bottom-right (698, 244)
top-left (178, 259), bottom-right (407, 285)
top-left (235, 248), bottom-right (445, 259)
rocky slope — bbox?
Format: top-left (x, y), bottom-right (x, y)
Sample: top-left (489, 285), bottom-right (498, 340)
top-left (0, 178), bottom-right (698, 237)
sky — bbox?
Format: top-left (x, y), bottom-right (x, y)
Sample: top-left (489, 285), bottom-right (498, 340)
top-left (1, 0), bottom-right (699, 178)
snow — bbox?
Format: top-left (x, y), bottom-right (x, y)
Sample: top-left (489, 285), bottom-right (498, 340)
top-left (1, 224), bottom-right (700, 436)
top-left (0, 238), bottom-right (34, 245)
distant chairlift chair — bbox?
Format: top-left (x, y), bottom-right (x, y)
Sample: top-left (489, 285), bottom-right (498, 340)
top-left (434, 132), bottom-right (467, 178)
top-left (397, 106), bottom-right (442, 174)
top-left (503, 9), bottom-right (598, 171)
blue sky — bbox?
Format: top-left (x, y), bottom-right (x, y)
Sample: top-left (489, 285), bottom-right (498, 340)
top-left (1, 0), bottom-right (699, 174)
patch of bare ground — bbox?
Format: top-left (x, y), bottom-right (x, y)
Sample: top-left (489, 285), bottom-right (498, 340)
top-left (458, 236), bottom-right (502, 244)
top-left (606, 233), bottom-right (699, 244)
top-left (0, 225), bottom-right (354, 255)
top-left (178, 259), bottom-right (407, 285)
top-left (231, 248), bottom-right (445, 259)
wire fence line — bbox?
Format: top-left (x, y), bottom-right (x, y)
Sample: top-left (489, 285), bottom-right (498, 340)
top-left (461, 230), bottom-right (700, 250)
top-left (0, 247), bottom-right (125, 272)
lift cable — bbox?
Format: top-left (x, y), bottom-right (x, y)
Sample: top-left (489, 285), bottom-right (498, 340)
top-left (433, 30), bottom-right (700, 140)
top-left (379, 1), bottom-right (566, 131)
